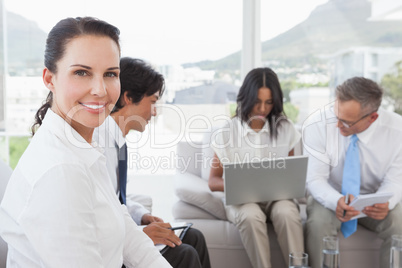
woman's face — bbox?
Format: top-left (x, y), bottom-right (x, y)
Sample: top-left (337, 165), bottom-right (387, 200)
top-left (44, 35), bottom-right (120, 140)
top-left (249, 87), bottom-right (274, 123)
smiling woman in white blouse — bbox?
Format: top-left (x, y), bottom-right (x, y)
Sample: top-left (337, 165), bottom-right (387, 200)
top-left (208, 67), bottom-right (304, 268)
top-left (0, 17), bottom-right (170, 268)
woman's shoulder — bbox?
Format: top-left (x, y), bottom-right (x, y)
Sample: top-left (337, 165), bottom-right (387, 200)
top-left (277, 117), bottom-right (298, 131)
top-left (275, 117), bottom-right (301, 146)
top-left (15, 129), bottom-right (87, 184)
top-left (213, 117), bottom-right (243, 137)
top-left (217, 116), bottom-right (239, 128)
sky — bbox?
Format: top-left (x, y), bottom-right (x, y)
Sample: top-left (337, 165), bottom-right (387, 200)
top-left (4, 0), bottom-right (328, 66)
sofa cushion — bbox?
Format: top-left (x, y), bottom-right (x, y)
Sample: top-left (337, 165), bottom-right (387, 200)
top-left (200, 145), bottom-right (215, 181)
top-left (172, 218), bottom-right (286, 268)
top-left (172, 200), bottom-right (220, 220)
top-left (175, 172), bottom-right (227, 220)
top-left (176, 140), bottom-right (203, 177)
top-left (200, 125), bottom-right (224, 181)
top-left (127, 193), bottom-right (153, 213)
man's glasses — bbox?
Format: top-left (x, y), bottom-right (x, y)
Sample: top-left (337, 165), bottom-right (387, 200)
top-left (336, 110), bottom-right (377, 128)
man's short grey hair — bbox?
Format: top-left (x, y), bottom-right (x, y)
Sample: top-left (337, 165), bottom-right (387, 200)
top-left (336, 77), bottom-right (383, 112)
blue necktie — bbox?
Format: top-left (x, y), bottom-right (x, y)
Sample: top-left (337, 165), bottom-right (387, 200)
top-left (118, 143), bottom-right (127, 205)
top-left (341, 134), bottom-right (360, 238)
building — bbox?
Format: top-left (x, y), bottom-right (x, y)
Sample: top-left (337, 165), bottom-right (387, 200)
top-left (328, 46), bottom-right (402, 97)
top-left (369, 0), bottom-right (402, 21)
top-left (158, 65), bottom-right (216, 103)
top-left (290, 87), bottom-right (330, 125)
top-left (174, 81), bottom-right (238, 105)
top-left (6, 76), bottom-right (48, 133)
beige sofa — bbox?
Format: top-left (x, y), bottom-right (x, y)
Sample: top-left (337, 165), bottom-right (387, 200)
top-left (172, 132), bottom-right (383, 268)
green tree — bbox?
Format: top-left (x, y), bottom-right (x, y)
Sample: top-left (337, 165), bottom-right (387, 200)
top-left (283, 102), bottom-right (299, 123)
top-left (280, 79), bottom-right (298, 102)
top-left (9, 136), bottom-right (30, 169)
top-left (229, 103), bottom-right (237, 117)
top-left (381, 61), bottom-right (402, 115)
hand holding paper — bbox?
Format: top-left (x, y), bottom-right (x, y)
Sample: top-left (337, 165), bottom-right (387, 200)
top-left (349, 192), bottom-right (393, 220)
top-left (362, 201), bottom-right (390, 220)
top-left (336, 194), bottom-right (359, 222)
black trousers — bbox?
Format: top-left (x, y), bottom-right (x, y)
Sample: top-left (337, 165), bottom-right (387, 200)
top-left (162, 228), bottom-right (211, 268)
top-left (122, 228), bottom-right (211, 268)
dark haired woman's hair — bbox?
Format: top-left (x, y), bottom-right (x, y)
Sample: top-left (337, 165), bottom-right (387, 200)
top-left (112, 57), bottom-right (165, 113)
top-left (31, 17), bottom-right (121, 135)
top-left (235, 67), bottom-right (286, 139)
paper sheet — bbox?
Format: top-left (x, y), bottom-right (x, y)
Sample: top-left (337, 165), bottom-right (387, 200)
top-left (348, 192), bottom-right (393, 219)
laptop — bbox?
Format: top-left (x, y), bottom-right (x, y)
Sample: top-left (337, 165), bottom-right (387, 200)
top-left (223, 155), bottom-right (308, 206)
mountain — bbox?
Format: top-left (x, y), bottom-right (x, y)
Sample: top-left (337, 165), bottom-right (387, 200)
top-left (1, 12), bottom-right (47, 76)
top-left (186, 0), bottom-right (402, 72)
top-left (2, 0), bottom-right (402, 76)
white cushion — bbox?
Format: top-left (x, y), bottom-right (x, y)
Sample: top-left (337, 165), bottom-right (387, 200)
top-left (176, 140), bottom-right (203, 177)
top-left (172, 200), bottom-right (219, 220)
top-left (127, 193), bottom-right (153, 213)
top-left (200, 125), bottom-right (225, 181)
top-left (175, 172), bottom-right (227, 220)
top-left (200, 145), bottom-right (215, 181)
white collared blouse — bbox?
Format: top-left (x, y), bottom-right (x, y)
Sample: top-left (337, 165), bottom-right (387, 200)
top-left (94, 116), bottom-right (150, 225)
top-left (212, 116), bottom-right (301, 168)
top-left (0, 110), bottom-right (170, 268)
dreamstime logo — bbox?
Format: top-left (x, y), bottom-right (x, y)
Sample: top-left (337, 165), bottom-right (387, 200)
top-left (61, 103), bottom-right (290, 151)
top-left (128, 151), bottom-right (286, 174)
top-left (59, 101), bottom-right (341, 169)
top-left (221, 154), bottom-right (287, 170)
top-left (301, 101), bottom-right (340, 167)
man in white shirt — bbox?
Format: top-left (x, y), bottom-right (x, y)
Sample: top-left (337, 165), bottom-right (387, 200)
top-left (95, 57), bottom-right (210, 268)
top-left (303, 77), bottom-right (402, 268)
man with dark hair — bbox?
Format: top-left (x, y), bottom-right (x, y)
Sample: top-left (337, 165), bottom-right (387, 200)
top-left (303, 77), bottom-right (402, 267)
top-left (95, 57), bottom-right (210, 268)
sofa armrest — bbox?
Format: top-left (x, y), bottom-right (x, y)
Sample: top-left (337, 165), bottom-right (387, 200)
top-left (175, 172), bottom-right (227, 220)
top-left (127, 193), bottom-right (153, 214)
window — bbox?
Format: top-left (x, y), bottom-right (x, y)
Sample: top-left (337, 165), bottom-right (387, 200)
top-left (1, 0), bottom-right (402, 169)
top-left (371, 53), bottom-right (379, 67)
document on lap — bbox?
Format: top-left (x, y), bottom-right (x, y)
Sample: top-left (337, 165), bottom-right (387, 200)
top-left (139, 221), bottom-right (190, 251)
top-left (349, 192), bottom-right (393, 220)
